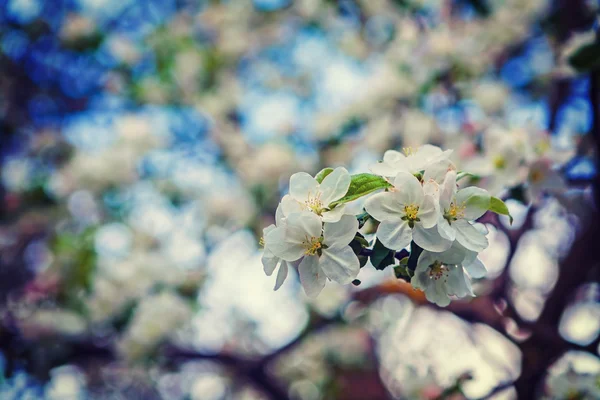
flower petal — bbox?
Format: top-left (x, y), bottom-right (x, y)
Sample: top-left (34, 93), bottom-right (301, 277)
top-left (439, 170), bottom-right (457, 211)
top-left (464, 257), bottom-right (487, 278)
top-left (323, 215), bottom-right (358, 249)
top-left (446, 266), bottom-right (473, 298)
top-left (280, 194), bottom-right (304, 218)
top-left (262, 248), bottom-right (279, 276)
top-left (456, 187), bottom-right (490, 220)
top-left (265, 226), bottom-right (305, 261)
top-left (418, 195), bottom-right (439, 229)
top-left (289, 172), bottom-right (318, 202)
top-left (376, 219), bottom-right (412, 250)
top-left (393, 172), bottom-right (424, 206)
top-left (454, 219), bottom-right (488, 252)
top-left (321, 204), bottom-right (345, 223)
top-left (273, 261), bottom-right (289, 291)
top-left (298, 255), bottom-right (326, 297)
top-left (320, 167), bottom-right (351, 205)
top-left (423, 159), bottom-right (455, 184)
top-left (285, 211), bottom-right (322, 242)
top-left (370, 161), bottom-right (403, 177)
top-left (319, 247), bottom-right (360, 284)
top-left (437, 217), bottom-right (456, 242)
top-left (364, 192), bottom-right (404, 221)
top-left (412, 225), bottom-right (452, 252)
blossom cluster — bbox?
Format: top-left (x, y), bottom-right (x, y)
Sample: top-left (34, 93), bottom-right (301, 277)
top-left (262, 145), bottom-right (510, 306)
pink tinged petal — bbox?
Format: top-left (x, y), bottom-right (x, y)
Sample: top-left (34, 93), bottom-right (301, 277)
top-left (265, 226), bottom-right (305, 261)
top-left (464, 257), bottom-right (487, 278)
top-left (418, 195), bottom-right (439, 229)
top-left (423, 159), bottom-right (455, 184)
top-left (321, 205), bottom-right (345, 223)
top-left (376, 219), bottom-right (412, 250)
top-left (319, 247), bottom-right (360, 284)
top-left (298, 255), bottom-right (326, 298)
top-left (453, 219), bottom-right (488, 252)
top-left (323, 215), bottom-right (358, 249)
top-left (392, 172), bottom-right (424, 206)
top-left (273, 261), bottom-right (289, 291)
top-left (289, 172), bottom-right (318, 202)
top-left (439, 170), bottom-right (457, 211)
top-left (262, 248), bottom-right (279, 276)
top-left (437, 217), bottom-right (456, 241)
top-left (364, 192), bottom-right (404, 221)
top-left (456, 187), bottom-right (491, 220)
top-left (320, 167), bottom-right (351, 205)
top-left (285, 211), bottom-right (322, 242)
top-left (280, 195), bottom-right (304, 218)
top-left (412, 225), bottom-right (452, 252)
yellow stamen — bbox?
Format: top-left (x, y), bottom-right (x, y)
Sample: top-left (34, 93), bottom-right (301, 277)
top-left (445, 202), bottom-right (466, 221)
top-left (403, 147), bottom-right (415, 156)
top-left (304, 191), bottom-right (324, 215)
top-left (404, 204), bottom-right (419, 220)
top-left (303, 236), bottom-right (323, 256)
top-left (259, 237), bottom-right (265, 247)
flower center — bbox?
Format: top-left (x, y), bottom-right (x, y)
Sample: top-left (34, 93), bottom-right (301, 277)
top-left (303, 236), bottom-right (323, 256)
top-left (403, 204), bottom-right (419, 220)
top-left (428, 261), bottom-right (448, 281)
top-left (401, 204), bottom-right (420, 228)
top-left (493, 155), bottom-right (506, 170)
top-left (402, 147), bottom-right (415, 156)
top-left (444, 201), bottom-right (466, 222)
top-left (259, 237), bottom-right (265, 247)
top-left (304, 191), bottom-right (324, 215)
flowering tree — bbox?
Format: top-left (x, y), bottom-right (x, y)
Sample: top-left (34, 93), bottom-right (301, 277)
top-left (0, 0), bottom-right (599, 399)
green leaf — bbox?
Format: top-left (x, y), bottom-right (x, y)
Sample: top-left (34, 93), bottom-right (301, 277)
top-left (330, 173), bottom-right (391, 207)
top-left (456, 171), bottom-right (480, 182)
top-left (370, 239), bottom-right (396, 271)
top-left (315, 168), bottom-right (334, 184)
top-left (489, 196), bottom-right (513, 225)
top-left (568, 40), bottom-right (600, 73)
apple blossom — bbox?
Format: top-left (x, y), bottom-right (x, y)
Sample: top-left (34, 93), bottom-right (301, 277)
top-left (266, 211), bottom-right (360, 297)
top-left (437, 170), bottom-right (490, 252)
top-left (284, 167), bottom-right (351, 222)
top-left (364, 171), bottom-right (451, 252)
top-left (411, 243), bottom-right (487, 307)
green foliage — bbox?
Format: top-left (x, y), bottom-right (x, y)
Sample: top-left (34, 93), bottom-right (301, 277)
top-left (568, 40), bottom-right (600, 73)
top-left (330, 174), bottom-right (392, 207)
top-left (52, 228), bottom-right (98, 313)
top-left (370, 239), bottom-right (396, 271)
top-left (489, 196), bottom-right (513, 224)
top-left (456, 171), bottom-right (481, 182)
top-left (315, 168), bottom-right (334, 183)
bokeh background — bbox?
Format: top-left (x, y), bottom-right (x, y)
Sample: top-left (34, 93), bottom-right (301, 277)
top-left (1, 0), bottom-right (600, 399)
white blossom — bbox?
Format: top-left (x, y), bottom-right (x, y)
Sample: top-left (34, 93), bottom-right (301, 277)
top-left (411, 243), bottom-right (487, 306)
top-left (437, 170), bottom-right (490, 252)
top-left (369, 145), bottom-right (453, 178)
top-left (266, 211), bottom-right (359, 297)
top-left (261, 204), bottom-right (292, 291)
top-left (283, 167), bottom-right (351, 222)
top-left (364, 171), bottom-right (450, 252)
